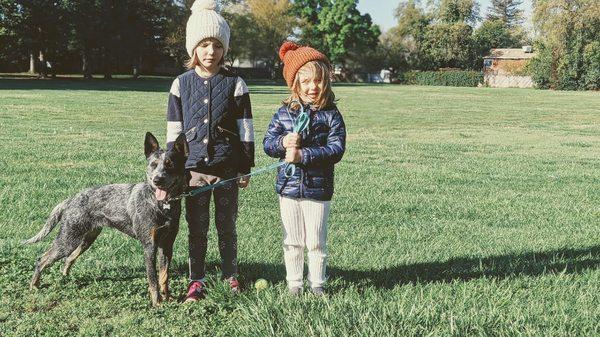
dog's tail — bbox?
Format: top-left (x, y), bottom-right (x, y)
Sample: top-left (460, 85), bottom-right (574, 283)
top-left (22, 200), bottom-right (68, 245)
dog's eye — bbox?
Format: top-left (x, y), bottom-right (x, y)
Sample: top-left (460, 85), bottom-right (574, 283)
top-left (164, 160), bottom-right (173, 169)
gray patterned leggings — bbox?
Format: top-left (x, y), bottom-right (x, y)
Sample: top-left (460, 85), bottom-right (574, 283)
top-left (184, 171), bottom-right (239, 281)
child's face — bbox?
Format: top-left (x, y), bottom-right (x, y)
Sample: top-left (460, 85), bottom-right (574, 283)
top-left (297, 65), bottom-right (322, 103)
top-left (194, 38), bottom-right (224, 72)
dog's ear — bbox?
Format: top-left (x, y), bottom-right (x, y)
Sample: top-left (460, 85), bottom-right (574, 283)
top-left (144, 132), bottom-right (160, 158)
top-left (173, 133), bottom-right (189, 158)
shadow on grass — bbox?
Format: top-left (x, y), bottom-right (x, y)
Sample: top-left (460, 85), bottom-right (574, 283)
top-left (326, 246), bottom-right (600, 289)
top-left (165, 245), bottom-right (599, 288)
top-left (59, 245), bottom-right (600, 291)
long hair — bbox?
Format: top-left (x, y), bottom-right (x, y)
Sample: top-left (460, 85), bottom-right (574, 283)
top-left (185, 40), bottom-right (225, 70)
top-left (283, 60), bottom-right (335, 111)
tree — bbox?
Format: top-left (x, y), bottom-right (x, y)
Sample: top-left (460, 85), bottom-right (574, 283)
top-left (531, 0), bottom-right (600, 89)
top-left (316, 0), bottom-right (381, 69)
top-left (436, 0), bottom-right (480, 24)
top-left (163, 0), bottom-right (190, 70)
top-left (246, 0), bottom-right (295, 77)
top-left (0, 0), bottom-right (179, 77)
top-left (292, 0), bottom-right (329, 48)
top-left (222, 2), bottom-right (259, 66)
top-left (581, 41), bottom-right (600, 89)
top-left (421, 22), bottom-right (475, 69)
top-left (2, 1), bottom-right (69, 76)
top-left (486, 0), bottom-right (524, 27)
top-left (375, 31), bottom-right (409, 75)
top-left (0, 0), bottom-right (27, 71)
top-left (63, 0), bottom-right (178, 79)
top-left (63, 0), bottom-right (102, 78)
top-left (291, 0), bottom-right (381, 78)
top-left (473, 19), bottom-right (521, 50)
top-left (420, 0), bottom-right (479, 69)
top-left (390, 0), bottom-right (431, 69)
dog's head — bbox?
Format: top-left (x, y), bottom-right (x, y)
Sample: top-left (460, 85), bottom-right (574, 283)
top-left (144, 132), bottom-right (188, 201)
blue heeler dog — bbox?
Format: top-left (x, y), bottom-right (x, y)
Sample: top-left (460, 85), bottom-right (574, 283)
top-left (24, 132), bottom-right (187, 307)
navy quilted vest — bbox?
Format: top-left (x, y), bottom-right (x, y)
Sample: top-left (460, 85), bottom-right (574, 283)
top-left (178, 69), bottom-right (239, 170)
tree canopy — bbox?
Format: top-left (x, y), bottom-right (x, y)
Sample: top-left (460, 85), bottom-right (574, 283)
top-left (1, 0), bottom-right (597, 89)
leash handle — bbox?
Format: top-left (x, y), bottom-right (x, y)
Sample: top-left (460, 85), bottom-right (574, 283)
top-left (284, 101), bottom-right (310, 178)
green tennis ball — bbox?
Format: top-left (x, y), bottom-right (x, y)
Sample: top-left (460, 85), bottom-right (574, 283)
top-left (254, 278), bottom-right (268, 291)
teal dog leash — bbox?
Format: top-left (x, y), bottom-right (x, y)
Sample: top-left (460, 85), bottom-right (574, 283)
top-left (283, 101), bottom-right (309, 178)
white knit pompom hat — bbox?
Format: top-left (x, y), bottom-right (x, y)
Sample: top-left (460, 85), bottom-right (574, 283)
top-left (186, 0), bottom-right (230, 57)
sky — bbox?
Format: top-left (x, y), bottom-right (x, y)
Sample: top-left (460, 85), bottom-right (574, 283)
top-left (356, 0), bottom-right (534, 32)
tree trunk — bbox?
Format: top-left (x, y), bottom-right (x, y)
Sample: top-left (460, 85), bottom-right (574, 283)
top-left (82, 51), bottom-right (92, 79)
top-left (103, 51), bottom-right (112, 79)
top-left (29, 53), bottom-right (36, 74)
top-left (132, 56), bottom-right (141, 79)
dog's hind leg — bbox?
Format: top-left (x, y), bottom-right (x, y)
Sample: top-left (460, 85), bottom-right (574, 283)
top-left (30, 223), bottom-right (89, 289)
top-left (30, 247), bottom-right (59, 289)
top-left (61, 228), bottom-right (102, 276)
top-left (30, 240), bottom-right (75, 289)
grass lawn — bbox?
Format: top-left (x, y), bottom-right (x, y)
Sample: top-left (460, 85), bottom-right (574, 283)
top-left (0, 78), bottom-right (599, 336)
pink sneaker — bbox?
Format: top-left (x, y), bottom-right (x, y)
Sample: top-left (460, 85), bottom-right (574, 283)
top-left (184, 281), bottom-right (206, 303)
top-left (228, 277), bottom-right (240, 294)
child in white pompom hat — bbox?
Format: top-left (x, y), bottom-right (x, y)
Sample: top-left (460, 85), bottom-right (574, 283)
top-left (164, 0), bottom-right (255, 303)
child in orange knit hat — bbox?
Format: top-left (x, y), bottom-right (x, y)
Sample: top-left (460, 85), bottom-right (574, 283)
top-left (263, 41), bottom-right (347, 296)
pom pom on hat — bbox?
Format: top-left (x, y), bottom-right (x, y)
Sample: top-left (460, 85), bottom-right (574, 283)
top-left (279, 41), bottom-right (300, 62)
top-left (279, 40), bottom-right (329, 87)
top-left (191, 0), bottom-right (217, 12)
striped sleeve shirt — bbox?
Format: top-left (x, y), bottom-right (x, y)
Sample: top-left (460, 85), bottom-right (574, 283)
top-left (165, 75), bottom-right (255, 174)
top-left (166, 77), bottom-right (183, 150)
top-left (233, 77), bottom-right (255, 174)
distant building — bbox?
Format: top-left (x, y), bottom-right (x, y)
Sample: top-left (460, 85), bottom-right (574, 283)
top-left (483, 47), bottom-right (536, 88)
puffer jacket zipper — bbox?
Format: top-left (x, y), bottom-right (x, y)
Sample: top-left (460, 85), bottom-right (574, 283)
top-left (217, 126), bottom-right (238, 137)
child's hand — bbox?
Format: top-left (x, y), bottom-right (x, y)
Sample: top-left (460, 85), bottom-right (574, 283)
top-left (237, 174), bottom-right (250, 188)
top-left (285, 147), bottom-right (302, 164)
top-left (283, 132), bottom-right (301, 148)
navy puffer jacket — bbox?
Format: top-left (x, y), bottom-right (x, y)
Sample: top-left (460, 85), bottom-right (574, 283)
top-left (263, 104), bottom-right (346, 201)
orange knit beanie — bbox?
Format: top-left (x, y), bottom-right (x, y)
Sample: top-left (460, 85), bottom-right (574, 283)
top-left (279, 41), bottom-right (330, 87)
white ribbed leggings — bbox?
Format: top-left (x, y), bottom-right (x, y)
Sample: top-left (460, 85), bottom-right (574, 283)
top-left (279, 196), bottom-right (331, 289)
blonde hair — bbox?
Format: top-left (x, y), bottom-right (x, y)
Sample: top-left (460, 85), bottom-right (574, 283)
top-left (185, 39), bottom-right (225, 70)
top-left (283, 60), bottom-right (335, 111)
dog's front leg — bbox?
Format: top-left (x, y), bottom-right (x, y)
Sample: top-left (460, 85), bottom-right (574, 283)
top-left (143, 245), bottom-right (161, 307)
top-left (158, 200), bottom-right (180, 301)
top-left (158, 239), bottom-right (175, 301)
